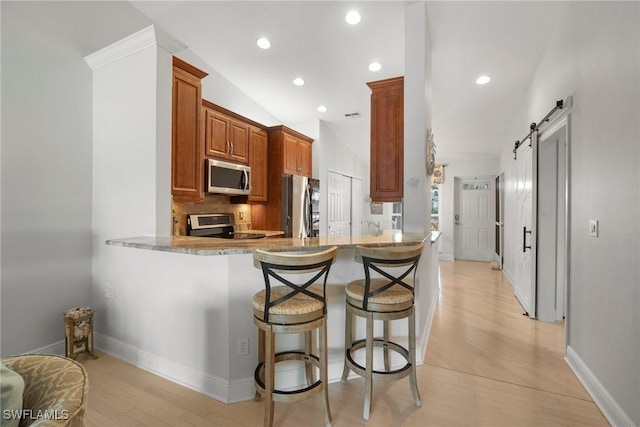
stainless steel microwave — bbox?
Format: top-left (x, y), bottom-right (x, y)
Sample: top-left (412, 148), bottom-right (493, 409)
top-left (206, 158), bottom-right (251, 195)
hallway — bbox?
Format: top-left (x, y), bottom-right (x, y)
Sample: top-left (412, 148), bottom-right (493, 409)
top-left (419, 260), bottom-right (607, 425)
top-left (84, 260), bottom-right (609, 426)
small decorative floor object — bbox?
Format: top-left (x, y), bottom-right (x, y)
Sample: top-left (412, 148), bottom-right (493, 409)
top-left (64, 307), bottom-right (97, 360)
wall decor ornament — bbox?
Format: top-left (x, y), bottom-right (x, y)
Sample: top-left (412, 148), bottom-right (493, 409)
top-left (433, 164), bottom-right (445, 184)
top-left (426, 128), bottom-right (436, 176)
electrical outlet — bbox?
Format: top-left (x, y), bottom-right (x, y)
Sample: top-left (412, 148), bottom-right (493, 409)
top-left (106, 286), bottom-right (115, 299)
top-left (589, 219), bottom-right (599, 237)
top-left (237, 338), bottom-right (249, 356)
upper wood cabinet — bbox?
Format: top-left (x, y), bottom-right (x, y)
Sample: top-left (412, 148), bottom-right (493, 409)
top-left (253, 126), bottom-right (313, 230)
top-left (248, 126), bottom-right (268, 203)
top-left (171, 57), bottom-right (208, 203)
top-left (368, 76), bottom-right (404, 202)
top-left (277, 128), bottom-right (313, 177)
top-left (202, 102), bottom-right (249, 165)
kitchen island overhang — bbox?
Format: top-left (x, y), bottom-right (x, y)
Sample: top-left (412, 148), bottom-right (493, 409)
top-left (98, 231), bottom-right (441, 404)
top-left (105, 230), bottom-right (440, 255)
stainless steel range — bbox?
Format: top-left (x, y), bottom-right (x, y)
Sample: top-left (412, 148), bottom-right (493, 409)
top-left (187, 214), bottom-right (266, 239)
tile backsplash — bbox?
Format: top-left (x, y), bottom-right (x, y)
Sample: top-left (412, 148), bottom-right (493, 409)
top-left (172, 195), bottom-right (252, 236)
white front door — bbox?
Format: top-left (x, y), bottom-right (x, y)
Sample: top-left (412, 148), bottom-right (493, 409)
top-left (515, 135), bottom-right (537, 318)
top-left (327, 171), bottom-right (351, 239)
top-left (454, 177), bottom-right (495, 261)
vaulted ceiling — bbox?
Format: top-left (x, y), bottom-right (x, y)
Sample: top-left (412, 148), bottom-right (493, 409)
top-left (130, 1), bottom-right (561, 161)
top-left (12, 1), bottom-right (563, 162)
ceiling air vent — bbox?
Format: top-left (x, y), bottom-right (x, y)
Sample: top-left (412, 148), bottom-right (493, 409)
top-left (344, 112), bottom-right (361, 119)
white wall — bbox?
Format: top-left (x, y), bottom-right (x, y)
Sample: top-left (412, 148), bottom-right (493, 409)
top-left (176, 50), bottom-right (281, 129)
top-left (1, 3), bottom-right (93, 355)
top-left (317, 121), bottom-right (367, 237)
top-left (403, 1), bottom-right (430, 235)
top-left (436, 154), bottom-right (499, 260)
top-left (498, 3), bottom-right (639, 425)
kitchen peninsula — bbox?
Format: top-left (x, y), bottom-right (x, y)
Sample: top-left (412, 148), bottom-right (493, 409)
top-left (102, 230), bottom-right (441, 404)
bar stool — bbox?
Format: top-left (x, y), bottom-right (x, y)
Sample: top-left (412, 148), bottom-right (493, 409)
top-left (252, 246), bottom-right (338, 427)
top-left (340, 243), bottom-right (424, 420)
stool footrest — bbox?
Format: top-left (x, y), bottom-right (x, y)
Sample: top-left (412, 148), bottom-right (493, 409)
top-left (345, 338), bottom-right (412, 381)
top-left (254, 351), bottom-right (323, 402)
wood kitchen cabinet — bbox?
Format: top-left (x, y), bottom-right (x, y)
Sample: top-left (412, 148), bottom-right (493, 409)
top-left (248, 126), bottom-right (268, 203)
top-left (202, 101), bottom-right (249, 165)
top-left (278, 127), bottom-right (313, 178)
top-left (251, 126), bottom-right (313, 230)
top-left (171, 57), bottom-right (208, 203)
top-left (368, 76), bottom-right (404, 202)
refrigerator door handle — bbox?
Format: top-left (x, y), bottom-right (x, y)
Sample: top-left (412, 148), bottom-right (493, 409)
top-left (304, 184), bottom-right (311, 237)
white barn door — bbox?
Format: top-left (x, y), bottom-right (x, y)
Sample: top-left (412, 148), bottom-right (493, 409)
top-left (515, 135), bottom-right (537, 318)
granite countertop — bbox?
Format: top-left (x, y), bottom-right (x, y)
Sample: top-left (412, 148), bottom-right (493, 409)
top-left (240, 229), bottom-right (284, 237)
top-left (106, 229), bottom-right (434, 256)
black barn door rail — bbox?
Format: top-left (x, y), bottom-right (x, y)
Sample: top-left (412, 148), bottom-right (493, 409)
top-left (513, 99), bottom-right (565, 160)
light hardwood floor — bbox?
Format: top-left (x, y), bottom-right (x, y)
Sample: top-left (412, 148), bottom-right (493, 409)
top-left (81, 260), bottom-right (608, 426)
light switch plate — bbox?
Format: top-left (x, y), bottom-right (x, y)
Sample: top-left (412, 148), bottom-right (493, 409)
top-left (589, 219), bottom-right (599, 237)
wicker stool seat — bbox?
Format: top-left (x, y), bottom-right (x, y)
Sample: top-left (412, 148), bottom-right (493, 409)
top-left (341, 243), bottom-right (424, 421)
top-left (345, 278), bottom-right (414, 310)
top-left (252, 246), bottom-right (337, 427)
top-left (253, 284), bottom-right (324, 320)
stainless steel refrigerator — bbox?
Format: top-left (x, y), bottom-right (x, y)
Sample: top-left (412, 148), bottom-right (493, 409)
top-left (282, 175), bottom-right (320, 238)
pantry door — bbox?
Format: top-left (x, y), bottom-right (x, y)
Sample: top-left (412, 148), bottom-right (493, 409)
top-left (327, 171), bottom-right (351, 238)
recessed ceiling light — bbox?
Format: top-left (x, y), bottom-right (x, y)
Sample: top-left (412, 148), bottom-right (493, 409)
top-left (345, 10), bottom-right (361, 25)
top-left (476, 75), bottom-right (491, 85)
top-left (317, 105), bottom-right (327, 113)
top-left (369, 62), bottom-right (382, 72)
top-left (293, 77), bottom-right (305, 86)
top-left (256, 37), bottom-right (271, 49)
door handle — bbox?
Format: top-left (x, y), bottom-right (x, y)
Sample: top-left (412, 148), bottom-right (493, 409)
top-left (523, 227), bottom-right (532, 251)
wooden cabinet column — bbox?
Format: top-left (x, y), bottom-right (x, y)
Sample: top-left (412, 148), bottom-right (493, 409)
top-left (368, 76), bottom-right (404, 202)
top-left (171, 57), bottom-right (208, 202)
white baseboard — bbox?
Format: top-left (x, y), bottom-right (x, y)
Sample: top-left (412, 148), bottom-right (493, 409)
top-left (95, 333), bottom-right (372, 403)
top-left (439, 253), bottom-right (454, 261)
top-left (27, 340), bottom-right (65, 356)
top-left (95, 332), bottom-right (234, 403)
top-left (565, 346), bottom-right (635, 427)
